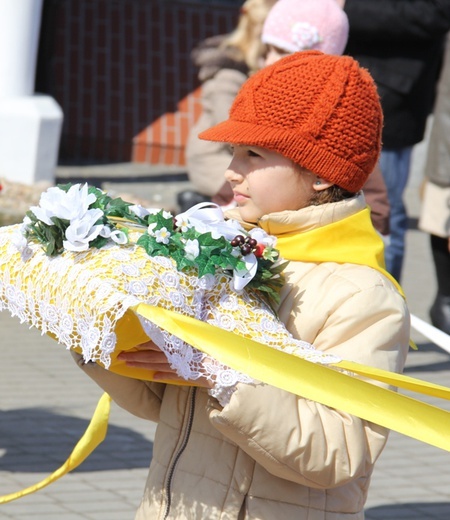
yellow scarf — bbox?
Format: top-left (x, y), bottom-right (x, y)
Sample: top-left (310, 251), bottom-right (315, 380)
top-left (276, 206), bottom-right (402, 293)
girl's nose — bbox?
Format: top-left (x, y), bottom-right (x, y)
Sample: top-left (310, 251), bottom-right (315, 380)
top-left (224, 166), bottom-right (242, 185)
top-left (224, 156), bottom-right (243, 184)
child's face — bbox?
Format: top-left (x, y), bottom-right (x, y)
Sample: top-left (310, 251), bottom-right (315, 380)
top-left (264, 44), bottom-right (290, 67)
top-left (224, 144), bottom-right (317, 222)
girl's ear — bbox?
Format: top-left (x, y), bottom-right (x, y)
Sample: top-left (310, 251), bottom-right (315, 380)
top-left (313, 177), bottom-right (334, 192)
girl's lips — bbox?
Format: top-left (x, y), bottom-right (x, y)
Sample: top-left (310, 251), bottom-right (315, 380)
top-left (233, 192), bottom-right (249, 203)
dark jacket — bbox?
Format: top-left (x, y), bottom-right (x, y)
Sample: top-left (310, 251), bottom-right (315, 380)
top-left (344, 0), bottom-right (450, 149)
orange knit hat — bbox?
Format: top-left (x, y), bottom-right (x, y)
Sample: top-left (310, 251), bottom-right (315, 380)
top-left (199, 51), bottom-right (383, 192)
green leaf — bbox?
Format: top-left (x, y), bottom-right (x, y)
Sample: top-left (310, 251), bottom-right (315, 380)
top-left (88, 186), bottom-right (110, 207)
top-left (196, 256), bottom-right (217, 277)
top-left (56, 183), bottom-right (73, 193)
top-left (91, 236), bottom-right (109, 249)
top-left (136, 234), bottom-right (156, 255)
top-left (106, 196), bottom-right (131, 212)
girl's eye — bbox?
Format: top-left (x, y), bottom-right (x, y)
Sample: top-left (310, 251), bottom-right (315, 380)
top-left (247, 149), bottom-right (260, 158)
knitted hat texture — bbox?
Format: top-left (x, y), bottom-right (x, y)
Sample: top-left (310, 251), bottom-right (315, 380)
top-left (261, 0), bottom-right (349, 55)
top-left (199, 51), bottom-right (383, 192)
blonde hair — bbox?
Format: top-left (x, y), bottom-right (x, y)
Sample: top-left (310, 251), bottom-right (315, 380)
top-left (221, 0), bottom-right (278, 72)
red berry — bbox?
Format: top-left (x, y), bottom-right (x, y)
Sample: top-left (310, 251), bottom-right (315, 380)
top-left (254, 244), bottom-right (265, 257)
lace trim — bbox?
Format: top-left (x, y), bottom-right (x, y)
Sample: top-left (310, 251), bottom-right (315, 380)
top-left (0, 224), bottom-right (340, 403)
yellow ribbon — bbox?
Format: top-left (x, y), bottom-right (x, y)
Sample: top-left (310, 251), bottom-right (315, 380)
top-left (0, 393), bottom-right (111, 504)
top-left (134, 304), bottom-right (450, 452)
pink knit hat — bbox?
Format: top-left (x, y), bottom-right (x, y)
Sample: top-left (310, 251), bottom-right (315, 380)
top-left (262, 0), bottom-right (349, 55)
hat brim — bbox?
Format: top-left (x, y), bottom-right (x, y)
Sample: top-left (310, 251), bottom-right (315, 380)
top-left (199, 119), bottom-right (290, 148)
top-left (199, 119), bottom-right (369, 193)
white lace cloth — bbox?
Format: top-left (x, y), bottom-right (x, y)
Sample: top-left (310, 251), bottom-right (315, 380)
top-left (0, 224), bottom-right (340, 405)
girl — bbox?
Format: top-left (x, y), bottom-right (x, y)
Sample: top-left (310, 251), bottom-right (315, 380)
top-left (73, 52), bottom-right (410, 519)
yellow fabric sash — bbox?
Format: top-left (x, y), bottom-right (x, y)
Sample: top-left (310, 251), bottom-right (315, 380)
top-left (134, 305), bottom-right (450, 452)
top-left (0, 393), bottom-right (111, 504)
top-left (1, 207), bottom-right (444, 504)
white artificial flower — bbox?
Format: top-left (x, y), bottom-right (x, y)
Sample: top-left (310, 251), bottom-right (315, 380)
top-left (63, 208), bottom-right (104, 252)
top-left (176, 203), bottom-right (244, 240)
top-left (232, 253), bottom-right (258, 291)
top-left (162, 210), bottom-right (173, 219)
top-left (20, 216), bottom-right (32, 233)
top-left (209, 218), bottom-right (244, 240)
top-left (175, 215), bottom-right (191, 232)
top-left (110, 229), bottom-right (128, 245)
top-left (11, 230), bottom-right (28, 252)
top-left (154, 227), bottom-right (171, 244)
top-left (248, 228), bottom-right (277, 248)
top-left (184, 239), bottom-right (200, 261)
top-left (11, 230), bottom-right (34, 261)
top-left (99, 225), bottom-right (112, 238)
top-left (129, 205), bottom-right (151, 218)
top-left (31, 183), bottom-right (97, 225)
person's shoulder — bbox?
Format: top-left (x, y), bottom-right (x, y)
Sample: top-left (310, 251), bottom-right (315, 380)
top-left (214, 68), bottom-right (248, 84)
top-left (201, 68), bottom-right (248, 98)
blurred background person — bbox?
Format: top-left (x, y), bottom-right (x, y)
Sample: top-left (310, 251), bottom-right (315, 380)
top-left (178, 0), bottom-right (277, 213)
top-left (419, 33), bottom-right (450, 335)
top-left (341, 0), bottom-right (450, 281)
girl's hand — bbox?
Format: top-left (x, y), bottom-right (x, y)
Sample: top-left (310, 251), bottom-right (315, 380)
top-left (117, 341), bottom-right (213, 388)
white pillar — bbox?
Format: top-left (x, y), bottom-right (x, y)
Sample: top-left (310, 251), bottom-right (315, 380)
top-left (0, 0), bottom-right (63, 185)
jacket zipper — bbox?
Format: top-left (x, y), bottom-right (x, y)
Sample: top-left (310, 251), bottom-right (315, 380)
top-left (162, 387), bottom-right (197, 520)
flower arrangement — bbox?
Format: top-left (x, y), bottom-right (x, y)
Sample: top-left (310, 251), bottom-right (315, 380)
top-left (13, 183), bottom-right (288, 307)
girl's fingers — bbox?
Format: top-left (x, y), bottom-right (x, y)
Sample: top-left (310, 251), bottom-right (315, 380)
top-left (118, 350), bottom-right (167, 363)
top-left (136, 340), bottom-right (160, 350)
top-left (117, 340), bottom-right (213, 387)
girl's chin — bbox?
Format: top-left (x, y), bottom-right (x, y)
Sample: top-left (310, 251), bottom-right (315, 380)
top-left (237, 207), bottom-right (261, 223)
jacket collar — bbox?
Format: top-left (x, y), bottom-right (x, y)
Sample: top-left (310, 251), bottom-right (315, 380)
top-left (226, 195), bottom-right (403, 296)
top-left (226, 194), bottom-right (367, 236)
